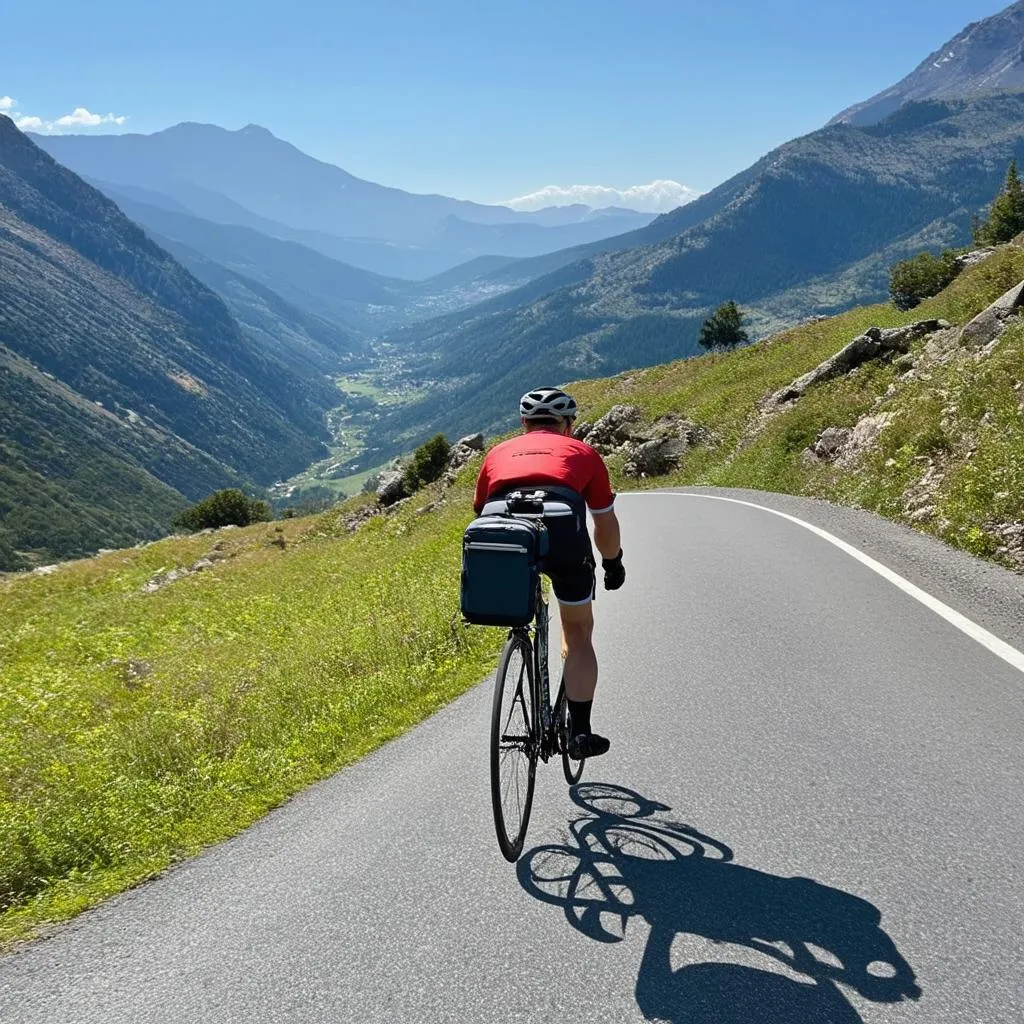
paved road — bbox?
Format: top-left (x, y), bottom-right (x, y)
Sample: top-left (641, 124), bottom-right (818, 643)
top-left (3, 489), bottom-right (1023, 1023)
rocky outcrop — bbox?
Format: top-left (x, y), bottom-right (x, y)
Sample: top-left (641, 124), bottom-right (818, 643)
top-left (441, 436), bottom-right (485, 487)
top-left (372, 430), bottom-right (486, 514)
top-left (576, 404), bottom-right (710, 478)
top-left (376, 470), bottom-right (408, 507)
top-left (953, 248), bottom-right (997, 273)
top-left (141, 549), bottom-right (230, 593)
top-left (959, 279), bottom-right (1024, 350)
top-left (803, 413), bottom-right (895, 466)
top-left (575, 405), bottom-right (643, 451)
top-left (767, 320), bottom-right (949, 410)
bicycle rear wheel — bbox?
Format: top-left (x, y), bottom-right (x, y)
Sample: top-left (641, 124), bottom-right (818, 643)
top-left (555, 679), bottom-right (585, 785)
top-left (490, 633), bottom-right (538, 861)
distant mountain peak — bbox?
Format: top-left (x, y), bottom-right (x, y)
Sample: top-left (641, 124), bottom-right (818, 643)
top-left (831, 1), bottom-right (1024, 126)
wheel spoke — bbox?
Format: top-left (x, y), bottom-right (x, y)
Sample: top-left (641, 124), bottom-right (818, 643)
top-left (491, 636), bottom-right (538, 860)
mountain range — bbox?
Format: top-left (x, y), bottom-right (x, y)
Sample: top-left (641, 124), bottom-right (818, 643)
top-left (30, 124), bottom-right (657, 279)
top-left (6, 0), bottom-right (1024, 566)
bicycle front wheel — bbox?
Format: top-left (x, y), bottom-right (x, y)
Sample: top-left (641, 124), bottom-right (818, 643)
top-left (490, 633), bottom-right (538, 862)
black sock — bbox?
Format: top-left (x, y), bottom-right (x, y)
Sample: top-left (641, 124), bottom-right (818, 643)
top-left (567, 698), bottom-right (593, 737)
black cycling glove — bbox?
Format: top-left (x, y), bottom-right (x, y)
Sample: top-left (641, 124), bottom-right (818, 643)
top-left (602, 550), bottom-right (626, 591)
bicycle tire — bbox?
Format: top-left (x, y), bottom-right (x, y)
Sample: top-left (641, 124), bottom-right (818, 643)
top-left (490, 633), bottom-right (538, 861)
top-left (555, 679), bottom-right (585, 785)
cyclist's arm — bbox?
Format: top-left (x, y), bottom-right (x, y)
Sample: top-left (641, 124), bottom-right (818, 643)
top-left (592, 507), bottom-right (621, 560)
top-left (583, 448), bottom-right (621, 559)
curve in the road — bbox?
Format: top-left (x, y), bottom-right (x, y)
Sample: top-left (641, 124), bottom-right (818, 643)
top-left (628, 491), bottom-right (1024, 676)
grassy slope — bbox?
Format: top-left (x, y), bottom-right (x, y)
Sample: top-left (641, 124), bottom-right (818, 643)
top-left (0, 478), bottom-right (502, 947)
top-left (4, 246), bottom-right (1022, 948)
top-left (571, 244), bottom-right (1024, 565)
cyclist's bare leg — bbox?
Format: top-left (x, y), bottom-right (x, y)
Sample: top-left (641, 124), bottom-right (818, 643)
top-left (558, 600), bottom-right (597, 702)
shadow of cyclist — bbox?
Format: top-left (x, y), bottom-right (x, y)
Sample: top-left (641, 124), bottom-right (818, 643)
top-left (517, 783), bottom-right (921, 1023)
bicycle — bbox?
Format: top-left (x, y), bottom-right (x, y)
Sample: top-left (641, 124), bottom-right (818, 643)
top-left (490, 574), bottom-right (584, 862)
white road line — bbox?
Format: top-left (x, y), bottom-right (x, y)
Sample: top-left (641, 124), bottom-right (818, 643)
top-left (623, 491), bottom-right (1024, 676)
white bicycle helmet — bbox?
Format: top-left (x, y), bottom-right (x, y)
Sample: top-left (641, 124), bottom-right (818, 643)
top-left (519, 386), bottom-right (578, 421)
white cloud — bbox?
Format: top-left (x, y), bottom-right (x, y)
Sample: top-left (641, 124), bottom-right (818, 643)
top-left (2, 98), bottom-right (128, 133)
top-left (503, 180), bottom-right (702, 214)
top-left (54, 107), bottom-right (126, 127)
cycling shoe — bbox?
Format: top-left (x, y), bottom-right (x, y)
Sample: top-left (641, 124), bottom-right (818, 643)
top-left (567, 732), bottom-right (611, 760)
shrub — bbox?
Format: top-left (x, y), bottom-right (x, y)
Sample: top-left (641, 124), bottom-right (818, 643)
top-left (402, 434), bottom-right (451, 492)
top-left (889, 250), bottom-right (961, 310)
top-left (172, 489), bottom-right (272, 532)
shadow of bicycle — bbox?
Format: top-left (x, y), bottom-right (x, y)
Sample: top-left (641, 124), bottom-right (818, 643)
top-left (517, 783), bottom-right (921, 1023)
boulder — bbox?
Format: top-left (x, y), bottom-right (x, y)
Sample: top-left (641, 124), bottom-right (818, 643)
top-left (376, 471), bottom-right (408, 507)
top-left (810, 426), bottom-right (852, 462)
top-left (622, 438), bottom-right (690, 478)
top-left (585, 405), bottom-right (643, 453)
top-left (959, 279), bottom-right (1024, 349)
top-left (456, 432), bottom-right (485, 451)
top-left (840, 412), bottom-right (895, 463)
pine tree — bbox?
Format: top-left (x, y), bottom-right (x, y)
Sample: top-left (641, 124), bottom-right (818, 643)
top-left (699, 301), bottom-right (749, 351)
top-left (975, 160), bottom-right (1024, 245)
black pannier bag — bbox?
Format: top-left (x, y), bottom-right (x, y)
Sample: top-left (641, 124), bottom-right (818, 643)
top-left (460, 509), bottom-right (549, 627)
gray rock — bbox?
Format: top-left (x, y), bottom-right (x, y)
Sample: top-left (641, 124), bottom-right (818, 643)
top-left (341, 506), bottom-right (381, 533)
top-left (811, 426), bottom-right (853, 461)
top-left (376, 471), bottom-right (408, 507)
top-left (767, 320), bottom-right (949, 408)
top-left (622, 438), bottom-right (690, 478)
top-left (441, 443), bottom-right (483, 487)
top-left (573, 421), bottom-right (594, 442)
top-left (953, 248), bottom-right (997, 272)
top-left (585, 404), bottom-right (643, 453)
top-left (644, 414), bottom-right (712, 447)
top-left (456, 433), bottom-right (485, 451)
top-left (959, 279), bottom-right (1024, 349)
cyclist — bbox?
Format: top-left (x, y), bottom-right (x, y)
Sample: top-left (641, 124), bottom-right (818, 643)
top-left (473, 387), bottom-right (625, 759)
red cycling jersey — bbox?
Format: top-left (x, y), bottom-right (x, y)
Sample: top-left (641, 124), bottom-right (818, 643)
top-left (473, 428), bottom-right (615, 515)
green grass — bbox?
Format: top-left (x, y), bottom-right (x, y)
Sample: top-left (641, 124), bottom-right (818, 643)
top-left (572, 243), bottom-right (1024, 568)
top-left (0, 478), bottom-right (502, 948)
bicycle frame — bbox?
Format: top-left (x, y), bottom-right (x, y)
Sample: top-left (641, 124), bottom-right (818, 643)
top-left (510, 584), bottom-right (557, 763)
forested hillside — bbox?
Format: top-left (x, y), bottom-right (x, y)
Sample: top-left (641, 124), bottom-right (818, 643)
top-left (374, 94), bottom-right (1024, 450)
top-left (0, 116), bottom-right (336, 569)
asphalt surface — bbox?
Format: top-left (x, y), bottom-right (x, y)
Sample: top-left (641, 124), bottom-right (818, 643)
top-left (2, 488), bottom-right (1023, 1023)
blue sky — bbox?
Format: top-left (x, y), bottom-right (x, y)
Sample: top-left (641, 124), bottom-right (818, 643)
top-left (1, 0), bottom-right (1012, 204)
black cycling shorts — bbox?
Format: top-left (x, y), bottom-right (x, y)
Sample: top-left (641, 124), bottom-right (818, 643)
top-left (487, 487), bottom-right (596, 606)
